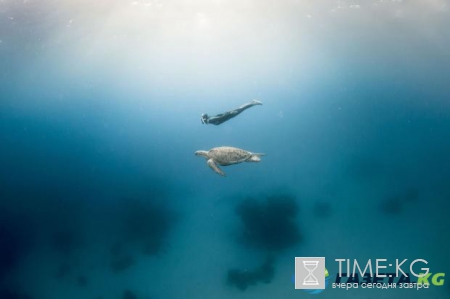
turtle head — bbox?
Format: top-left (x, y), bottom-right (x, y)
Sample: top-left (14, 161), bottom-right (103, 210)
top-left (195, 150), bottom-right (209, 159)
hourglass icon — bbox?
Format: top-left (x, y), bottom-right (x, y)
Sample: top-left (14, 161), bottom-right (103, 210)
top-left (302, 260), bottom-right (319, 286)
top-left (295, 257), bottom-right (325, 290)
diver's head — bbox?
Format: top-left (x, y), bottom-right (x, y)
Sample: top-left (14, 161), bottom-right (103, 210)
top-left (201, 113), bottom-right (209, 124)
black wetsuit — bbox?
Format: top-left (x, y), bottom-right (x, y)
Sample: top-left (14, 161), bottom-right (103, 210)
top-left (201, 101), bottom-right (262, 125)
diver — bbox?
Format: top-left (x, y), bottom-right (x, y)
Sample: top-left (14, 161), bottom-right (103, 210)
top-left (201, 100), bottom-right (263, 125)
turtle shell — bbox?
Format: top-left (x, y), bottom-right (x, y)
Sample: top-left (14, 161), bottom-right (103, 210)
top-left (209, 147), bottom-right (252, 166)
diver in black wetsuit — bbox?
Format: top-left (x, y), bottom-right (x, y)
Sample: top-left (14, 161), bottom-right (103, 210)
top-left (201, 100), bottom-right (263, 125)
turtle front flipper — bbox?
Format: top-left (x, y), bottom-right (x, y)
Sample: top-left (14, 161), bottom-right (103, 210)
top-left (207, 159), bottom-right (226, 176)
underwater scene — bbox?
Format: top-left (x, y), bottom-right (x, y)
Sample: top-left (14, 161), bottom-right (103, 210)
top-left (0, 0), bottom-right (449, 298)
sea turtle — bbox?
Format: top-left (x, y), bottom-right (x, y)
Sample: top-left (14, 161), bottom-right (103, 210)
top-left (195, 146), bottom-right (265, 176)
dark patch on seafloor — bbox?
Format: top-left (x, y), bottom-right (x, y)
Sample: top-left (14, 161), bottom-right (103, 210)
top-left (0, 289), bottom-right (33, 299)
top-left (0, 213), bottom-right (35, 283)
top-left (226, 193), bottom-right (301, 291)
top-left (379, 188), bottom-right (419, 215)
top-left (227, 256), bottom-right (275, 291)
top-left (117, 198), bottom-right (177, 256)
top-left (122, 289), bottom-right (138, 299)
top-left (105, 196), bottom-right (177, 275)
top-left (110, 242), bottom-right (137, 273)
top-left (76, 274), bottom-right (89, 287)
top-left (235, 194), bottom-right (301, 251)
top-left (111, 253), bottom-right (136, 273)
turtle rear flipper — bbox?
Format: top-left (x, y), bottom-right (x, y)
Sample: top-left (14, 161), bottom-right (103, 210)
top-left (207, 159), bottom-right (226, 176)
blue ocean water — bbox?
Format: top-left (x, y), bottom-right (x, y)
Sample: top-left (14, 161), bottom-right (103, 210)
top-left (1, 1), bottom-right (449, 298)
